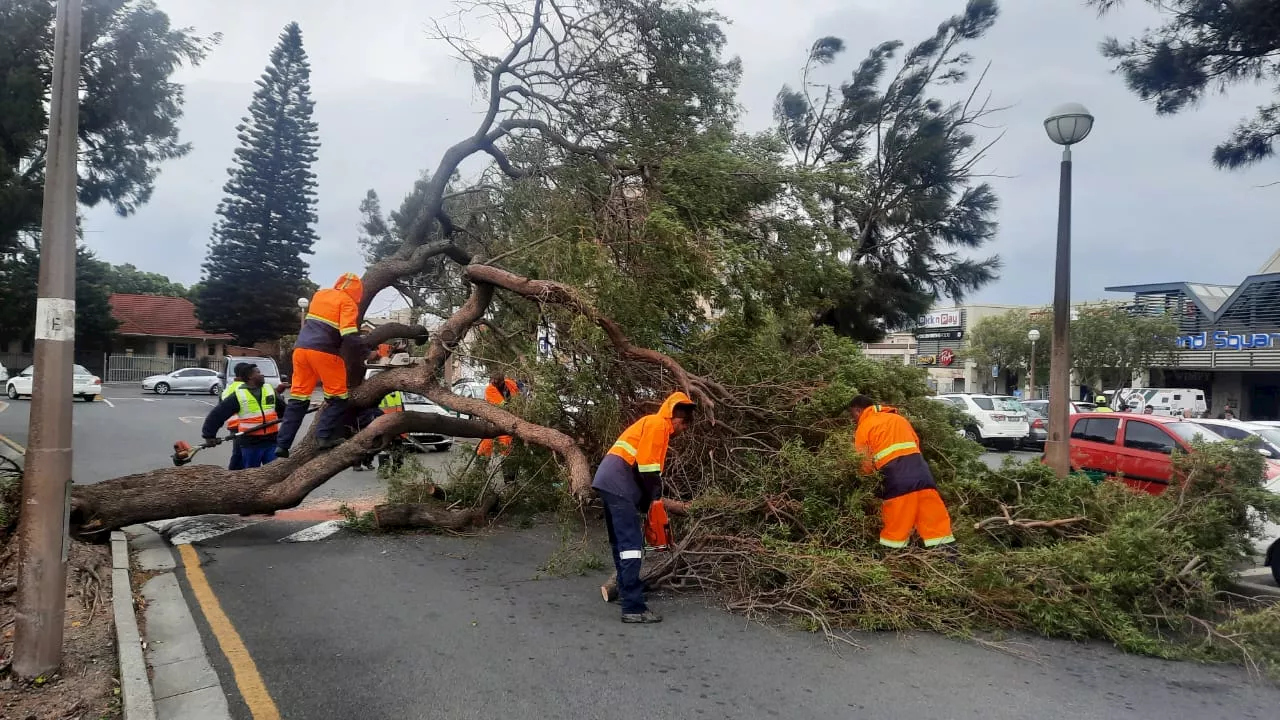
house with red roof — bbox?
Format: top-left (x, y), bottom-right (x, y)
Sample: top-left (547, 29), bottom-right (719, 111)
top-left (108, 293), bottom-right (234, 360)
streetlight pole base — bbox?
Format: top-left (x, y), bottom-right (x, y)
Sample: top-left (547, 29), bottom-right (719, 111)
top-left (1043, 438), bottom-right (1070, 477)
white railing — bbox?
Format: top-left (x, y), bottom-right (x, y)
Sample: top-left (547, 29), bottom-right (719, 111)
top-left (104, 354), bottom-right (205, 383)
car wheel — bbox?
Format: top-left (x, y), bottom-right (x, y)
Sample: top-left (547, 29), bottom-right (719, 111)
top-left (963, 427), bottom-right (981, 443)
top-left (154, 382), bottom-right (170, 395)
top-left (432, 442), bottom-right (452, 453)
top-left (6, 385), bottom-right (17, 400)
top-left (210, 382), bottom-right (223, 396)
top-left (79, 394), bottom-right (94, 402)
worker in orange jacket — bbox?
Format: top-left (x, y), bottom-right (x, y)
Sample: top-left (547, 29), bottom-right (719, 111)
top-left (849, 395), bottom-right (956, 550)
top-left (592, 391), bottom-right (696, 624)
top-left (276, 273), bottom-right (365, 456)
top-left (477, 372), bottom-right (520, 458)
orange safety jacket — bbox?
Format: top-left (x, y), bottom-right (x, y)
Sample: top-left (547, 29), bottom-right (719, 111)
top-left (477, 378), bottom-right (520, 457)
top-left (853, 405), bottom-right (937, 501)
top-left (601, 391), bottom-right (693, 495)
top-left (295, 273), bottom-right (364, 355)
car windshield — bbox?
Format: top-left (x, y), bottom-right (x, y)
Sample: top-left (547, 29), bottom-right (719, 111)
top-left (991, 397), bottom-right (1023, 412)
top-left (1166, 422), bottom-right (1226, 444)
top-left (1252, 428), bottom-right (1280, 448)
top-left (73, 365), bottom-right (91, 375)
top-left (402, 392), bottom-right (437, 406)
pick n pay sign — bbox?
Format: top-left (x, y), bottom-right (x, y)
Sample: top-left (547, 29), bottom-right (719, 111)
top-left (1177, 331), bottom-right (1280, 351)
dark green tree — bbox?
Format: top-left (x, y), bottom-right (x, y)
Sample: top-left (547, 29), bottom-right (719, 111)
top-left (102, 263), bottom-right (188, 296)
top-left (196, 22), bottom-right (319, 345)
top-left (773, 0), bottom-right (1003, 341)
top-left (0, 0), bottom-right (216, 251)
top-left (0, 244), bottom-right (118, 356)
top-left (1091, 0), bottom-right (1280, 169)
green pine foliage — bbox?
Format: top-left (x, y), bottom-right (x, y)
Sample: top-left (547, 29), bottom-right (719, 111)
top-left (196, 22), bottom-right (319, 345)
top-left (0, 0), bottom-right (216, 252)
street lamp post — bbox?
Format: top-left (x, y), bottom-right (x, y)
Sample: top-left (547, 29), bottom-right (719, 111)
top-left (1042, 103), bottom-right (1094, 477)
top-left (297, 297), bottom-right (309, 330)
top-left (1027, 328), bottom-right (1040, 401)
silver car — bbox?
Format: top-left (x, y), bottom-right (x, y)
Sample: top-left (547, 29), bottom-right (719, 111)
top-left (142, 367), bottom-right (223, 395)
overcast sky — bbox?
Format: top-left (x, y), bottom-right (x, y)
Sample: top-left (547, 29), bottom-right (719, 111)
top-left (80, 0), bottom-right (1280, 315)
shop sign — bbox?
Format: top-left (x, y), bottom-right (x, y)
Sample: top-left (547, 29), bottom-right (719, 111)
top-left (1176, 331), bottom-right (1280, 351)
top-left (915, 329), bottom-right (964, 341)
top-left (919, 310), bottom-right (961, 329)
top-left (939, 349), bottom-right (955, 366)
top-left (917, 355), bottom-right (937, 366)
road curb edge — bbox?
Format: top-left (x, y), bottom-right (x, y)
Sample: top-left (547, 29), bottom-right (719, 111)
top-left (110, 530), bottom-right (157, 720)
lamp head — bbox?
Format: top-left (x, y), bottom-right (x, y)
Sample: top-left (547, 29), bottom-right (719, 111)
top-left (297, 297), bottom-right (309, 310)
top-left (1044, 103), bottom-right (1094, 146)
top-left (1027, 329), bottom-right (1041, 342)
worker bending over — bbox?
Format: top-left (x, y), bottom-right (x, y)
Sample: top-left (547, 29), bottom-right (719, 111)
top-left (201, 363), bottom-right (281, 468)
top-left (849, 395), bottom-right (955, 550)
top-left (277, 273), bottom-right (365, 456)
top-left (592, 391), bottom-right (696, 624)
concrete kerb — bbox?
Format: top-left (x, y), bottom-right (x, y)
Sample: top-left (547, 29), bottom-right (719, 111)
top-left (110, 530), bottom-right (157, 720)
top-left (1229, 566), bottom-right (1280, 600)
top-left (122, 524), bottom-right (233, 720)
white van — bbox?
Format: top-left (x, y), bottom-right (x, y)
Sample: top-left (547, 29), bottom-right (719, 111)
top-left (1114, 387), bottom-right (1207, 417)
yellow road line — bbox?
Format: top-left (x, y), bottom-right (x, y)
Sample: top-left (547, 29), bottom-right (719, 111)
top-left (177, 544), bottom-right (282, 720)
top-left (0, 433), bottom-right (24, 453)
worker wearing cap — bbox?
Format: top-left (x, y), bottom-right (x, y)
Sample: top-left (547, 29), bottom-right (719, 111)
top-left (277, 273), bottom-right (365, 456)
top-left (593, 391), bottom-right (696, 624)
top-left (202, 363), bottom-right (281, 468)
top-left (849, 395), bottom-right (955, 551)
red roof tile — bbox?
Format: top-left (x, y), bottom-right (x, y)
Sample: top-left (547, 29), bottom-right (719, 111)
top-left (108, 294), bottom-right (234, 341)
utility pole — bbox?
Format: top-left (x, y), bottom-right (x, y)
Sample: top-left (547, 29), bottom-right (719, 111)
top-left (13, 0), bottom-right (83, 680)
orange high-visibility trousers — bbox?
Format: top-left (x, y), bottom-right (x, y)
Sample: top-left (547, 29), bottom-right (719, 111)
top-left (477, 437), bottom-right (512, 457)
top-left (290, 347), bottom-right (349, 400)
top-left (879, 488), bottom-right (955, 548)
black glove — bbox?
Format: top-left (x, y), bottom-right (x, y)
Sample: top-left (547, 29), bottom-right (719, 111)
top-left (201, 437), bottom-right (220, 449)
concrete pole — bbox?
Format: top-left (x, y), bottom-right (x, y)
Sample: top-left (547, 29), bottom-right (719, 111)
top-left (1043, 146), bottom-right (1073, 477)
top-left (1029, 339), bottom-right (1037, 401)
top-left (13, 0), bottom-right (84, 679)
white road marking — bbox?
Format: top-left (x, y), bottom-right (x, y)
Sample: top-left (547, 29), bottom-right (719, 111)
top-left (158, 515), bottom-right (263, 545)
top-left (178, 416), bottom-right (205, 425)
top-left (195, 399), bottom-right (215, 407)
top-left (0, 401), bottom-right (8, 414)
top-left (279, 520), bottom-right (343, 543)
top-left (101, 397), bottom-right (114, 408)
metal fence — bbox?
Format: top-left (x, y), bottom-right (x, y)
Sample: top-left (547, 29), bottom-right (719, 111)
top-left (104, 354), bottom-right (208, 383)
top-left (2, 352), bottom-right (104, 377)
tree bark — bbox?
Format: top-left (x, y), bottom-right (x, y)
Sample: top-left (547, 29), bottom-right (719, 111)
top-left (372, 492), bottom-right (499, 531)
top-left (68, 412), bottom-right (500, 538)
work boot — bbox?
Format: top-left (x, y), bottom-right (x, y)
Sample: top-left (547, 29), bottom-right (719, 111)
top-left (274, 448), bottom-right (290, 459)
top-left (315, 435), bottom-right (344, 451)
top-left (621, 610), bottom-right (662, 624)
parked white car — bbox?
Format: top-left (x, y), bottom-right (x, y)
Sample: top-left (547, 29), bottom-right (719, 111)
top-left (935, 394), bottom-right (1030, 451)
top-left (6, 364), bottom-right (102, 402)
top-left (0, 362), bottom-right (8, 384)
top-left (142, 367), bottom-right (223, 395)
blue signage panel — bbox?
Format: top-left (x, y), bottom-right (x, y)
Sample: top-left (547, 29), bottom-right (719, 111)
top-left (1176, 331), bottom-right (1280, 351)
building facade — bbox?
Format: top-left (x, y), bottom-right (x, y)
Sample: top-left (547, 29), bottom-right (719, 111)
top-left (1107, 251), bottom-right (1280, 420)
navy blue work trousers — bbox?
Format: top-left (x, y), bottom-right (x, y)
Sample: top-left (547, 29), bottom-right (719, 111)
top-left (600, 489), bottom-right (647, 615)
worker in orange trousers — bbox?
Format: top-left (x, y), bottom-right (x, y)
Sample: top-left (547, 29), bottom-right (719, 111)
top-left (849, 395), bottom-right (956, 551)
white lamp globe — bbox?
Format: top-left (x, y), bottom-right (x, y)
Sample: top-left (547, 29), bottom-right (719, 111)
top-left (1044, 103), bottom-right (1094, 146)
top-left (297, 297), bottom-right (309, 310)
top-left (1027, 329), bottom-right (1041, 342)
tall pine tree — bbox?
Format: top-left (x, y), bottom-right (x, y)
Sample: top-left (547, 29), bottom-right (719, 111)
top-left (196, 22), bottom-right (318, 344)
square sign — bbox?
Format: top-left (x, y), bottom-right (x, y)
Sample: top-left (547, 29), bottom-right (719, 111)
top-left (991, 365), bottom-right (999, 378)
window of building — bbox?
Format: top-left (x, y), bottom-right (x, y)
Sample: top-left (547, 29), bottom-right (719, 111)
top-left (1070, 417), bottom-right (1119, 444)
top-left (1123, 421), bottom-right (1177, 454)
top-left (168, 342), bottom-right (196, 358)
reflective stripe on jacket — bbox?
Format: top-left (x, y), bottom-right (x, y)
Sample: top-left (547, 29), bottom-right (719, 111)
top-left (853, 404), bottom-right (937, 500)
top-left (235, 385), bottom-right (279, 436)
top-left (222, 381), bottom-right (244, 431)
top-left (296, 273), bottom-right (364, 354)
top-left (379, 391), bottom-right (405, 413)
top-left (607, 391), bottom-right (693, 474)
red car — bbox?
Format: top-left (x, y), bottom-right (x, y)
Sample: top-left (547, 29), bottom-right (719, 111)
top-left (1066, 412), bottom-right (1280, 494)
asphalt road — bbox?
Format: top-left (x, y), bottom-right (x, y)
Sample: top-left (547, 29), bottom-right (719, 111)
top-left (184, 520), bottom-right (1280, 720)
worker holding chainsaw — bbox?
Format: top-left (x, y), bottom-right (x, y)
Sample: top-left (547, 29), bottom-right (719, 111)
top-left (201, 363), bottom-right (282, 468)
top-left (848, 395), bottom-right (956, 551)
top-left (276, 273), bottom-right (366, 457)
top-left (592, 391), bottom-right (696, 624)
